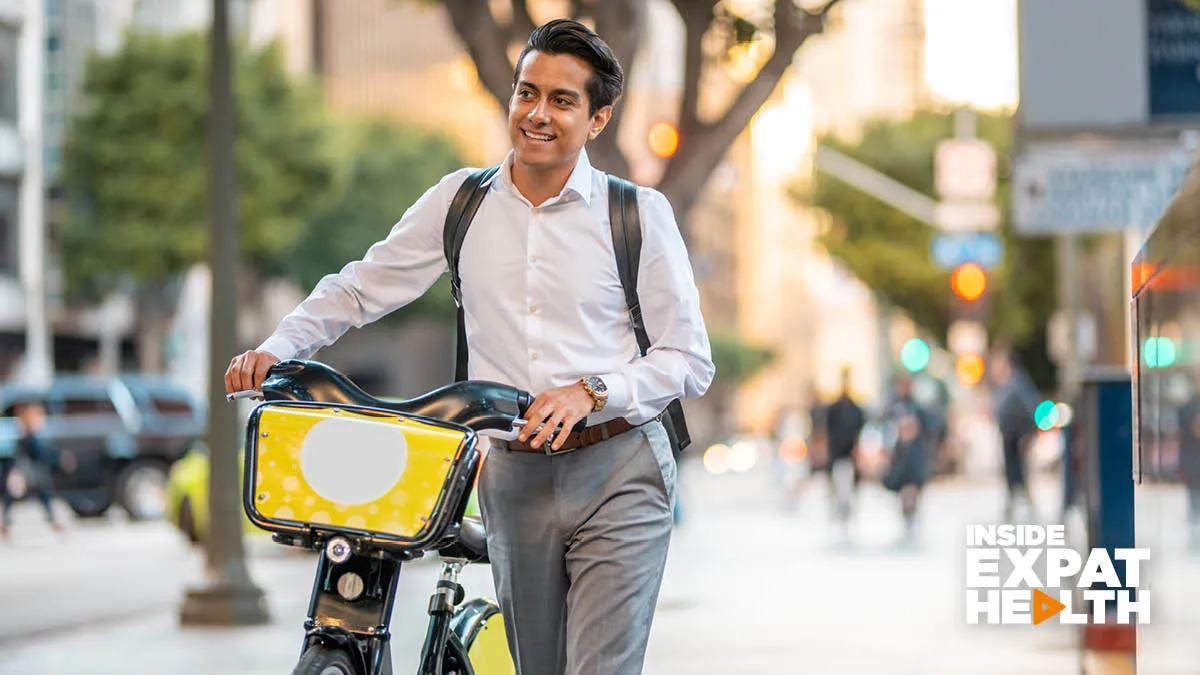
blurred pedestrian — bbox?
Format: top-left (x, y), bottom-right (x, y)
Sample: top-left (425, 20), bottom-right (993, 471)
top-left (1175, 380), bottom-right (1200, 545)
top-left (989, 351), bottom-right (1041, 521)
top-left (881, 376), bottom-right (929, 538)
top-left (822, 367), bottom-right (865, 524)
top-left (1, 403), bottom-right (70, 537)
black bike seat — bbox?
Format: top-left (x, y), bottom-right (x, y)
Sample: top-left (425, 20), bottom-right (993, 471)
top-left (458, 516), bottom-right (489, 563)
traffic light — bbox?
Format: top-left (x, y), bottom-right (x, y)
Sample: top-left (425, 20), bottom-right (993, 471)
top-left (951, 262), bottom-right (987, 301)
top-left (948, 262), bottom-right (989, 386)
top-left (955, 353), bottom-right (986, 386)
top-left (900, 338), bottom-right (931, 373)
top-left (647, 122), bottom-right (679, 159)
top-left (1034, 400), bottom-right (1059, 431)
top-left (1143, 336), bottom-right (1177, 369)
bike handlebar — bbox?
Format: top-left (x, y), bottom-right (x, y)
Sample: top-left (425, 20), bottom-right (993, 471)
top-left (256, 359), bottom-right (534, 433)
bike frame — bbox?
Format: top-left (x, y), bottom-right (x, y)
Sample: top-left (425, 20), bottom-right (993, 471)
top-left (242, 360), bottom-right (528, 675)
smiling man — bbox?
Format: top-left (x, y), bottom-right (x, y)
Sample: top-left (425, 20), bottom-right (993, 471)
top-left (225, 18), bottom-right (713, 675)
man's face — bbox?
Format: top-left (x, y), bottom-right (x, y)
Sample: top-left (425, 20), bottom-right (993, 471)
top-left (509, 51), bottom-right (612, 174)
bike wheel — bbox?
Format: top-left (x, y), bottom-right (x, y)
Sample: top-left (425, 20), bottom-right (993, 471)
top-left (452, 599), bottom-right (514, 675)
top-left (292, 645), bottom-right (357, 675)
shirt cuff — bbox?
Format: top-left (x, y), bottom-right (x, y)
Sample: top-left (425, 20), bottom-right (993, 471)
top-left (598, 371), bottom-right (630, 418)
top-left (257, 336), bottom-right (298, 362)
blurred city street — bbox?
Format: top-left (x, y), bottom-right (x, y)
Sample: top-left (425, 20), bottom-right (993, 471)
top-left (0, 457), bottom-right (1080, 675)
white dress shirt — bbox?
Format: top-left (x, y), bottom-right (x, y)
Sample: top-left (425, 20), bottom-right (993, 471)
top-left (259, 149), bottom-right (715, 426)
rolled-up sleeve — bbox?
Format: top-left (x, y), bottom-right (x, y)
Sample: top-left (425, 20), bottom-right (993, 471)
top-left (599, 188), bottom-right (715, 422)
top-left (258, 170), bottom-right (470, 361)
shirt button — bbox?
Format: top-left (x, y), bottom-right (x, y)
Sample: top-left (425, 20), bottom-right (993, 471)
top-left (529, 255), bottom-right (538, 264)
top-left (531, 351), bottom-right (540, 360)
top-left (528, 304), bottom-right (537, 314)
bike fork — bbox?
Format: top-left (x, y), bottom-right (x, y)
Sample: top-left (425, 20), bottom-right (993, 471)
top-left (418, 560), bottom-right (467, 675)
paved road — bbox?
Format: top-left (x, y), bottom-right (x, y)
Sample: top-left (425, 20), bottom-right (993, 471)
top-left (0, 457), bottom-right (1083, 674)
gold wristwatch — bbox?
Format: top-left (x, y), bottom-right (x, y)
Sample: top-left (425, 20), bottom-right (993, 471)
top-left (580, 375), bottom-right (609, 413)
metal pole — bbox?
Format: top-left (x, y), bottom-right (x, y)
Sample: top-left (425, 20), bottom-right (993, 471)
top-left (1059, 233), bottom-right (1083, 401)
top-left (180, 0), bottom-right (268, 626)
top-left (17, 0), bottom-right (51, 386)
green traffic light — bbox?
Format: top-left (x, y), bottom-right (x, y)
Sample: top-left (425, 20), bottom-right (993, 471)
top-left (1143, 337), bottom-right (1178, 369)
top-left (900, 338), bottom-right (931, 373)
top-left (1034, 400), bottom-right (1059, 431)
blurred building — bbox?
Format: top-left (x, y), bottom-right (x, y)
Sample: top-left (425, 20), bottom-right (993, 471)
top-left (725, 0), bottom-right (930, 433)
top-left (0, 0), bottom-right (23, 377)
top-left (1, 0), bottom-right (263, 382)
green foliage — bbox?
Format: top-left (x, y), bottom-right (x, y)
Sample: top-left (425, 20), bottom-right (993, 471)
top-left (800, 110), bottom-right (1058, 388)
top-left (709, 330), bottom-right (774, 384)
top-left (60, 32), bottom-right (334, 299)
top-left (290, 119), bottom-right (465, 324)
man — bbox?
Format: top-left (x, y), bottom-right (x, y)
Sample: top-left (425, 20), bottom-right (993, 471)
top-left (822, 367), bottom-right (865, 523)
top-left (225, 19), bottom-right (713, 675)
top-left (1176, 377), bottom-right (1200, 546)
top-left (1, 403), bottom-right (69, 537)
top-left (880, 376), bottom-right (929, 538)
top-left (989, 350), bottom-right (1040, 521)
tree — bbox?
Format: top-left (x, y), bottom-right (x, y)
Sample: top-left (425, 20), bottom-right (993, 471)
top-left (61, 33), bottom-right (334, 370)
top-left (801, 111), bottom-right (1058, 389)
top-left (290, 119), bottom-right (465, 325)
top-left (433, 0), bottom-right (843, 225)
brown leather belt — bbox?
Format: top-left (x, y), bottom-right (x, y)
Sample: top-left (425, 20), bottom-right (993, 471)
top-left (507, 417), bottom-right (640, 454)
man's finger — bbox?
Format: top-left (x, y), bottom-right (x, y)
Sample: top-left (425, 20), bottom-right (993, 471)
top-left (533, 410), bottom-right (568, 449)
top-left (519, 397), bottom-right (554, 441)
top-left (226, 354), bottom-right (244, 394)
top-left (551, 414), bottom-right (581, 451)
top-left (253, 356), bottom-right (275, 391)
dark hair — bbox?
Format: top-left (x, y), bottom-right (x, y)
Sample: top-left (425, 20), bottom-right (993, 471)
top-left (513, 19), bottom-right (624, 115)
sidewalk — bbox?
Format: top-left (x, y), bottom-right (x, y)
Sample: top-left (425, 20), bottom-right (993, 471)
top-left (0, 461), bottom-right (1083, 674)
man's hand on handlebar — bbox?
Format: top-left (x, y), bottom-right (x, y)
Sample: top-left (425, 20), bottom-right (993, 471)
top-left (517, 382), bottom-right (594, 451)
top-left (225, 349), bottom-right (281, 398)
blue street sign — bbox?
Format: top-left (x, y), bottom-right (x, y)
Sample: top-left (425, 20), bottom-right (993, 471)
top-left (930, 232), bottom-right (1003, 270)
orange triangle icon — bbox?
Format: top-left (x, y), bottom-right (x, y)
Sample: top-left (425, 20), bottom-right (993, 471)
top-left (1032, 588), bottom-right (1066, 625)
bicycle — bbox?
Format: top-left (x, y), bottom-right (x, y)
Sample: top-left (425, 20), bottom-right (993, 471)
top-left (231, 359), bottom-right (548, 675)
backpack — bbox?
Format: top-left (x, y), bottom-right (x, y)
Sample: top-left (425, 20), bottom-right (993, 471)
top-left (441, 166), bottom-right (692, 454)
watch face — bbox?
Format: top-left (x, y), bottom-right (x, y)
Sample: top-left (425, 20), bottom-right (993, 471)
top-left (588, 376), bottom-right (608, 395)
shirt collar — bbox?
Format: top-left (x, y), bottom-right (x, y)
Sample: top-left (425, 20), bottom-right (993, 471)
top-left (495, 148), bottom-right (595, 206)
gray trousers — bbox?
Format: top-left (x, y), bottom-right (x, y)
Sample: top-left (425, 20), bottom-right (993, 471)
top-left (479, 420), bottom-right (676, 675)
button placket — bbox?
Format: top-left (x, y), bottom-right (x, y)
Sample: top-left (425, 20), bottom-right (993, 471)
top-left (526, 208), bottom-right (544, 390)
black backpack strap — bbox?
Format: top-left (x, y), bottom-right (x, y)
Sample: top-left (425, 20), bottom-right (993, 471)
top-left (607, 175), bottom-right (691, 452)
top-left (444, 166), bottom-right (500, 382)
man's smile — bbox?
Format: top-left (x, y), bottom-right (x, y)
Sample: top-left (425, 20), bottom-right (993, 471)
top-left (522, 129), bottom-right (556, 142)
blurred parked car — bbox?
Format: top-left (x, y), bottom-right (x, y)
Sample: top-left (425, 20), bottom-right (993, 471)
top-left (0, 375), bottom-right (205, 520)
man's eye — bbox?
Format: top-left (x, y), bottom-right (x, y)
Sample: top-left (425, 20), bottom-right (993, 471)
top-left (518, 90), bottom-right (534, 100)
top-left (555, 97), bottom-right (572, 107)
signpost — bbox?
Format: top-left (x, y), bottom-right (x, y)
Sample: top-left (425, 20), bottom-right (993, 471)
top-left (931, 232), bottom-right (1004, 270)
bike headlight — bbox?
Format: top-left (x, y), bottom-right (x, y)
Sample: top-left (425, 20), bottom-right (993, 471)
top-left (325, 536), bottom-right (353, 564)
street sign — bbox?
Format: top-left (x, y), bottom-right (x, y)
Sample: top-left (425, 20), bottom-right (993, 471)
top-left (948, 320), bottom-right (988, 356)
top-left (934, 202), bottom-right (1001, 232)
top-left (1012, 141), bottom-right (1192, 234)
top-left (1148, 0), bottom-right (1200, 118)
top-left (931, 232), bottom-right (1004, 269)
top-left (936, 139), bottom-right (997, 201)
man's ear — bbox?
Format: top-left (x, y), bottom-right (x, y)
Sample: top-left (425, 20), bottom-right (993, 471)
top-left (588, 105), bottom-right (614, 141)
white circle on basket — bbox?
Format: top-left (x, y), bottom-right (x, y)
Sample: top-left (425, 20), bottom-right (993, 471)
top-left (299, 417), bottom-right (408, 505)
